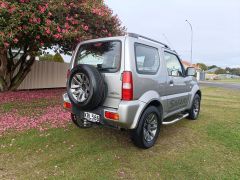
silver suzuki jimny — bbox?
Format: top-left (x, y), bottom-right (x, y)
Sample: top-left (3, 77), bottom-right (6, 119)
top-left (63, 33), bottom-right (201, 149)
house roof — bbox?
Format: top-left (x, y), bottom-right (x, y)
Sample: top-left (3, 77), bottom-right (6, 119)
top-left (181, 60), bottom-right (200, 70)
top-left (205, 67), bottom-right (220, 73)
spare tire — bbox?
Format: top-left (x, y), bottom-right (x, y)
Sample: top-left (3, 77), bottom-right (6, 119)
top-left (67, 64), bottom-right (106, 110)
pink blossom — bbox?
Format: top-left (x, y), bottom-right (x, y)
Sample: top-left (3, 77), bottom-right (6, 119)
top-left (19, 0), bottom-right (30, 3)
top-left (0, 2), bottom-right (8, 8)
top-left (30, 17), bottom-right (41, 24)
top-left (9, 6), bottom-right (16, 13)
top-left (36, 35), bottom-right (40, 40)
top-left (83, 25), bottom-right (89, 31)
top-left (4, 42), bottom-right (9, 48)
top-left (29, 18), bottom-right (33, 23)
top-left (22, 25), bottom-right (27, 30)
top-left (13, 38), bottom-right (19, 44)
top-left (36, 18), bottom-right (41, 24)
top-left (66, 16), bottom-right (73, 21)
top-left (71, 20), bottom-right (78, 25)
top-left (38, 5), bottom-right (46, 13)
top-left (57, 26), bottom-right (61, 33)
top-left (53, 34), bottom-right (63, 39)
top-left (45, 28), bottom-right (51, 35)
top-left (92, 8), bottom-right (105, 17)
top-left (64, 23), bottom-right (70, 30)
top-left (46, 19), bottom-right (52, 26)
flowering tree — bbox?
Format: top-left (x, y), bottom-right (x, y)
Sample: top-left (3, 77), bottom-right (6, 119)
top-left (0, 0), bottom-right (124, 91)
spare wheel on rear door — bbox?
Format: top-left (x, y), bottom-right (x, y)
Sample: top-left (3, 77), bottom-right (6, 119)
top-left (67, 64), bottom-right (106, 110)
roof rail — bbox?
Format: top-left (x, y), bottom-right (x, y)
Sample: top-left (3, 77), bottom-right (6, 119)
top-left (127, 33), bottom-right (170, 49)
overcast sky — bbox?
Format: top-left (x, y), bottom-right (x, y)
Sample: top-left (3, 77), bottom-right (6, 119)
top-left (105, 0), bottom-right (240, 67)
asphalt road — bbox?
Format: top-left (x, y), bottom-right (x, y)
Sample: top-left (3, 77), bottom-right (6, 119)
top-left (199, 81), bottom-right (240, 90)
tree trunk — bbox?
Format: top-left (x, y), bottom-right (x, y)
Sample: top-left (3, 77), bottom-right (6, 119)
top-left (9, 57), bottom-right (35, 91)
top-left (0, 48), bottom-right (9, 91)
top-left (0, 48), bottom-right (35, 92)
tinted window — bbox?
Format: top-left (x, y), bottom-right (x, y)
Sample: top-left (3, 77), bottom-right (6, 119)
top-left (164, 52), bottom-right (184, 77)
top-left (135, 44), bottom-right (160, 74)
top-left (75, 41), bottom-right (121, 73)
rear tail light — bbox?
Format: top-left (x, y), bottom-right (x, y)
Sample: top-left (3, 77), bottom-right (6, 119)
top-left (63, 102), bottom-right (72, 109)
top-left (104, 111), bottom-right (119, 121)
top-left (122, 71), bottom-right (133, 101)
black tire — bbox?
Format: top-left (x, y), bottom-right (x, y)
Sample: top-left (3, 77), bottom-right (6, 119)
top-left (131, 106), bottom-right (161, 149)
top-left (71, 114), bottom-right (92, 128)
top-left (188, 94), bottom-right (201, 120)
top-left (67, 64), bottom-right (106, 110)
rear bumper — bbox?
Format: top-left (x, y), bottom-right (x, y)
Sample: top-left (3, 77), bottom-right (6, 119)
top-left (62, 93), bottom-right (146, 129)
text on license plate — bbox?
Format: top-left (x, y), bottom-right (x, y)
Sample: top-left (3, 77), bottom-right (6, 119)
top-left (84, 112), bottom-right (100, 122)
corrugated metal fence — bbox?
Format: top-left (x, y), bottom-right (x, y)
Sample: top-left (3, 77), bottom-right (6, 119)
top-left (18, 61), bottom-right (70, 90)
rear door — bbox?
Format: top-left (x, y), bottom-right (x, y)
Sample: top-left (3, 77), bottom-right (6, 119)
top-left (163, 51), bottom-right (190, 113)
top-left (73, 39), bottom-right (124, 108)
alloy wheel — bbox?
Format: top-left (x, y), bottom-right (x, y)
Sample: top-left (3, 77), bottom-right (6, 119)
top-left (143, 113), bottom-right (158, 142)
top-left (70, 73), bottom-right (90, 103)
top-left (193, 98), bottom-right (200, 117)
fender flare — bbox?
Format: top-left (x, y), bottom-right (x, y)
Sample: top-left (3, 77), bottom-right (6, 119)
top-left (130, 91), bottom-right (164, 129)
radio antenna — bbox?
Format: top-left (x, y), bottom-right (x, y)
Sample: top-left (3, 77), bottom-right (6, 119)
top-left (162, 33), bottom-right (175, 50)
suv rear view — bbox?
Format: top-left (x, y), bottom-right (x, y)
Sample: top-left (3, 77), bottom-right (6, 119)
top-left (63, 33), bottom-right (201, 149)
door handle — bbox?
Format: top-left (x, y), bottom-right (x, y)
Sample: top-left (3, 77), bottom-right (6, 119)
top-left (169, 80), bottom-right (174, 86)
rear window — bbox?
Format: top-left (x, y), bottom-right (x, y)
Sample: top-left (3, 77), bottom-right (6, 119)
top-left (135, 43), bottom-right (160, 74)
top-left (75, 41), bottom-right (121, 73)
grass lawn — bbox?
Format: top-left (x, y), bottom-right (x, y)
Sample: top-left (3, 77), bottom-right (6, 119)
top-left (0, 87), bottom-right (240, 179)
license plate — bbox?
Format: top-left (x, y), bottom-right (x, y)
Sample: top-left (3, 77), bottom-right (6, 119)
top-left (84, 112), bottom-right (100, 123)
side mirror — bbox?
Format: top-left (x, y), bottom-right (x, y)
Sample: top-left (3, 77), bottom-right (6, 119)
top-left (186, 67), bottom-right (196, 76)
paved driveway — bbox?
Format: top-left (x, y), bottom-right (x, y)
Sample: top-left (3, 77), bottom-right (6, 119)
top-left (199, 81), bottom-right (240, 90)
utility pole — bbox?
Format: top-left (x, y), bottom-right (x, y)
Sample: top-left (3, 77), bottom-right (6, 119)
top-left (185, 20), bottom-right (193, 64)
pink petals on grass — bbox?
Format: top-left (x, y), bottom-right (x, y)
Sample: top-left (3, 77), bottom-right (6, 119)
top-left (0, 106), bottom-right (70, 135)
top-left (0, 89), bottom-right (65, 103)
top-left (0, 89), bottom-right (71, 135)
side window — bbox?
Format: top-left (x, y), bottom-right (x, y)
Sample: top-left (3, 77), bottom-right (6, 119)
top-left (164, 52), bottom-right (184, 77)
top-left (135, 44), bottom-right (160, 74)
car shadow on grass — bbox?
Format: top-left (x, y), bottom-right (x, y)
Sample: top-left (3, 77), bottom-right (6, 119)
top-left (73, 118), bottom-right (198, 152)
